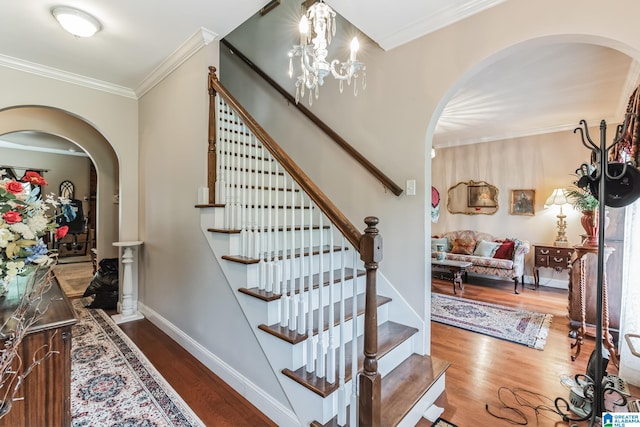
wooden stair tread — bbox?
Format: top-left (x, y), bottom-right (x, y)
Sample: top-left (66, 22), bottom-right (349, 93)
top-left (282, 321), bottom-right (418, 397)
top-left (222, 245), bottom-right (347, 264)
top-left (380, 354), bottom-right (450, 426)
top-left (194, 203), bottom-right (225, 208)
top-left (310, 354), bottom-right (450, 427)
top-left (238, 268), bottom-right (364, 302)
top-left (258, 293), bottom-right (392, 344)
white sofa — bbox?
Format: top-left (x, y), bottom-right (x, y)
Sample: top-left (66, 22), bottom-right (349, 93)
top-left (432, 230), bottom-right (530, 294)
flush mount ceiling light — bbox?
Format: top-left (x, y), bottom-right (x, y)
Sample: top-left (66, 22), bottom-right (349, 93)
top-left (52, 6), bottom-right (101, 38)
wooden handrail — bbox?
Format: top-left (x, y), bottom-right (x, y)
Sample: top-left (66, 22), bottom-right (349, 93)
top-left (220, 39), bottom-right (404, 197)
top-left (208, 67), bottom-right (362, 249)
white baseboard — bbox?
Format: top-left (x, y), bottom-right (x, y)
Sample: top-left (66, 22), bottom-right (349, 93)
top-left (138, 302), bottom-right (301, 427)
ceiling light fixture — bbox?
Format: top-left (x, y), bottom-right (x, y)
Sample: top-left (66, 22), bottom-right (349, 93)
top-left (52, 6), bottom-right (101, 38)
top-left (288, 0), bottom-right (365, 105)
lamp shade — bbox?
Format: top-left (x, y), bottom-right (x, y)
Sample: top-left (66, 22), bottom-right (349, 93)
top-left (545, 188), bottom-right (568, 206)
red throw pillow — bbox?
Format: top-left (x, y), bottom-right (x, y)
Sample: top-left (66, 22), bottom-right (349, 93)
top-left (493, 240), bottom-right (515, 259)
top-left (451, 238), bottom-right (476, 255)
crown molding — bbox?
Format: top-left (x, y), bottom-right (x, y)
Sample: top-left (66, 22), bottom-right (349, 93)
top-left (378, 0), bottom-right (506, 51)
top-left (0, 54), bottom-right (137, 99)
top-left (135, 27), bottom-right (218, 98)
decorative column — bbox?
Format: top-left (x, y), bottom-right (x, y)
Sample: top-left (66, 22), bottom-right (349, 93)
top-left (112, 241), bottom-right (144, 324)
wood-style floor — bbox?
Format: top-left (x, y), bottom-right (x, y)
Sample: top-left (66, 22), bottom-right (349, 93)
top-left (422, 276), bottom-right (638, 427)
top-left (97, 276), bottom-right (637, 427)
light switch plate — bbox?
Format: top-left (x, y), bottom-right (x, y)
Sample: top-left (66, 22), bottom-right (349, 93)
top-left (406, 179), bottom-right (416, 196)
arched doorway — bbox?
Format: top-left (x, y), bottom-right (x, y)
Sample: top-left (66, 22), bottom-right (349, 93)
top-left (0, 106), bottom-right (120, 261)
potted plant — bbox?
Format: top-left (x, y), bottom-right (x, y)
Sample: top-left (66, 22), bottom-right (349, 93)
top-left (566, 174), bottom-right (602, 246)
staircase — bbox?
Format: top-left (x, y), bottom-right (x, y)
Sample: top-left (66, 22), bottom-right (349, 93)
top-left (198, 67), bottom-right (449, 426)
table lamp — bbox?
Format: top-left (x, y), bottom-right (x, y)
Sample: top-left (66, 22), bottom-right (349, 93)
top-left (545, 188), bottom-right (569, 247)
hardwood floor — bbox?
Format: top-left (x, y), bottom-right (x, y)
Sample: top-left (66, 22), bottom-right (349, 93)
top-left (421, 276), bottom-right (638, 427)
top-left (115, 317), bottom-right (278, 427)
top-left (92, 275), bottom-right (636, 427)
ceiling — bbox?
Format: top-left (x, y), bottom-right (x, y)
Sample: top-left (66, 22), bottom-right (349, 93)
top-left (0, 0), bottom-right (638, 152)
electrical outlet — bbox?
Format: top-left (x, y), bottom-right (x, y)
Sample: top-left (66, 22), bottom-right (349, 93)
top-left (406, 179), bottom-right (416, 196)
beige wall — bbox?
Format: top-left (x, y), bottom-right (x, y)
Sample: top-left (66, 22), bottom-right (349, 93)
top-left (137, 43), bottom-right (290, 410)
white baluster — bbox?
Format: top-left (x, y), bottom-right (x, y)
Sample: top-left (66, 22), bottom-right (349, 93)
top-left (306, 198), bottom-right (315, 373)
top-left (326, 224), bottom-right (336, 384)
top-left (316, 214), bottom-right (326, 378)
top-left (215, 95), bottom-right (224, 204)
top-left (111, 241), bottom-right (144, 324)
top-left (350, 248), bottom-right (358, 426)
top-left (266, 153), bottom-right (274, 293)
top-left (240, 126), bottom-right (249, 256)
top-left (289, 181), bottom-right (298, 332)
top-left (337, 236), bottom-right (347, 426)
top-left (297, 192), bottom-right (306, 335)
top-left (280, 173), bottom-right (289, 328)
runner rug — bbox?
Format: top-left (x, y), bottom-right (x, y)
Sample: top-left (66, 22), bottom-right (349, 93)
top-left (71, 298), bottom-right (205, 426)
top-left (431, 293), bottom-right (552, 350)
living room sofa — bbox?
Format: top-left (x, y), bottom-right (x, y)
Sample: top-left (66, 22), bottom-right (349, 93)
top-left (431, 230), bottom-right (530, 293)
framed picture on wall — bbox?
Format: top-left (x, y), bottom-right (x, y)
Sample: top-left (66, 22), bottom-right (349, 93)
top-left (510, 189), bottom-right (535, 215)
top-left (467, 184), bottom-right (498, 208)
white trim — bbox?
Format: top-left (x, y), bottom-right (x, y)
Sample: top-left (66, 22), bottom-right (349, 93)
top-left (0, 53), bottom-right (137, 99)
top-left (137, 302), bottom-right (301, 427)
top-left (135, 27), bottom-right (217, 98)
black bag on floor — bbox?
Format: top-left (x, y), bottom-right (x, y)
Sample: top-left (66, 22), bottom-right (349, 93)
top-left (83, 258), bottom-right (119, 309)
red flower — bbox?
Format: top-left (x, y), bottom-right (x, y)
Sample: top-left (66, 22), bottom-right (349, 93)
top-left (2, 211), bottom-right (22, 224)
top-left (55, 225), bottom-right (69, 240)
top-left (4, 180), bottom-right (24, 195)
top-left (22, 171), bottom-right (48, 186)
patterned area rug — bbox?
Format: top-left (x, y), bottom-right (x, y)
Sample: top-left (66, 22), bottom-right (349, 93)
top-left (431, 293), bottom-right (552, 350)
top-left (71, 299), bottom-right (205, 426)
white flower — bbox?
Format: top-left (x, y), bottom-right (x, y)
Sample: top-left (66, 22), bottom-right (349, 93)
top-left (9, 223), bottom-right (35, 240)
top-left (26, 215), bottom-right (48, 234)
top-left (0, 228), bottom-right (13, 248)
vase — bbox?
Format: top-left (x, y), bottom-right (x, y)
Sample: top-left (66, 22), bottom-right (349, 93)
top-left (581, 209), bottom-right (609, 247)
top-left (435, 244), bottom-right (446, 261)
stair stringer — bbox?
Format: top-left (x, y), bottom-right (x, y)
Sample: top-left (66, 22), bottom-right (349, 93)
top-left (200, 205), bottom-right (438, 426)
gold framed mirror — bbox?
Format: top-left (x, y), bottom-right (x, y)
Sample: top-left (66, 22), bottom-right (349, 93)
top-left (447, 180), bottom-right (499, 215)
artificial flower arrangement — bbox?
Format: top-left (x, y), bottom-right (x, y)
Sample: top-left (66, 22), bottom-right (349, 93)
top-left (0, 169), bottom-right (72, 291)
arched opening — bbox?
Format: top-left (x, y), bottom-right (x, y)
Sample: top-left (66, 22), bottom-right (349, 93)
top-left (0, 105), bottom-right (120, 262)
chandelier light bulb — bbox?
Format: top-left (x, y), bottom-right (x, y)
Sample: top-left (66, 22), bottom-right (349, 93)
top-left (350, 37), bottom-right (359, 61)
top-left (52, 6), bottom-right (101, 38)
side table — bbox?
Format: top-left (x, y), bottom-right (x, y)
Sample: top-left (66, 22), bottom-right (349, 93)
top-left (533, 244), bottom-right (573, 289)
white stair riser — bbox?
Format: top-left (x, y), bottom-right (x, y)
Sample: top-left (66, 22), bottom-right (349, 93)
top-left (220, 205), bottom-right (324, 230)
top-left (227, 228), bottom-right (336, 257)
top-left (261, 277), bottom-right (367, 325)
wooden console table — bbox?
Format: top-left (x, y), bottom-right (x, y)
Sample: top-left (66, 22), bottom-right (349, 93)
top-left (0, 278), bottom-right (77, 426)
top-left (533, 244), bottom-right (573, 289)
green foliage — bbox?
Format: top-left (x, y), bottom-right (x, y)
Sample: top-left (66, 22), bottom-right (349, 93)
top-left (566, 188), bottom-right (599, 212)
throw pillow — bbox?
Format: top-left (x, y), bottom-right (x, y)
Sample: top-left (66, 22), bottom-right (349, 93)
top-left (493, 240), bottom-right (516, 259)
top-left (473, 240), bottom-right (500, 257)
top-left (451, 238), bottom-right (476, 255)
top-left (431, 237), bottom-right (450, 252)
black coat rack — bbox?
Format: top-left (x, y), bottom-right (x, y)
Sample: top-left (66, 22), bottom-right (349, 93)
top-left (554, 117), bottom-right (639, 426)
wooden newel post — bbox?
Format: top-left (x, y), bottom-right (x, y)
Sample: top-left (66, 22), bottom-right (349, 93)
top-left (207, 66), bottom-right (218, 205)
top-left (359, 216), bottom-right (382, 427)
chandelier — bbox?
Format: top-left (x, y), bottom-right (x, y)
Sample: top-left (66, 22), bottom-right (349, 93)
top-left (288, 0), bottom-right (366, 105)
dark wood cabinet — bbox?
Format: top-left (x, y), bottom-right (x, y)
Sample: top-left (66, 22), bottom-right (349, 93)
top-left (0, 279), bottom-right (77, 426)
top-left (533, 244), bottom-right (573, 288)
